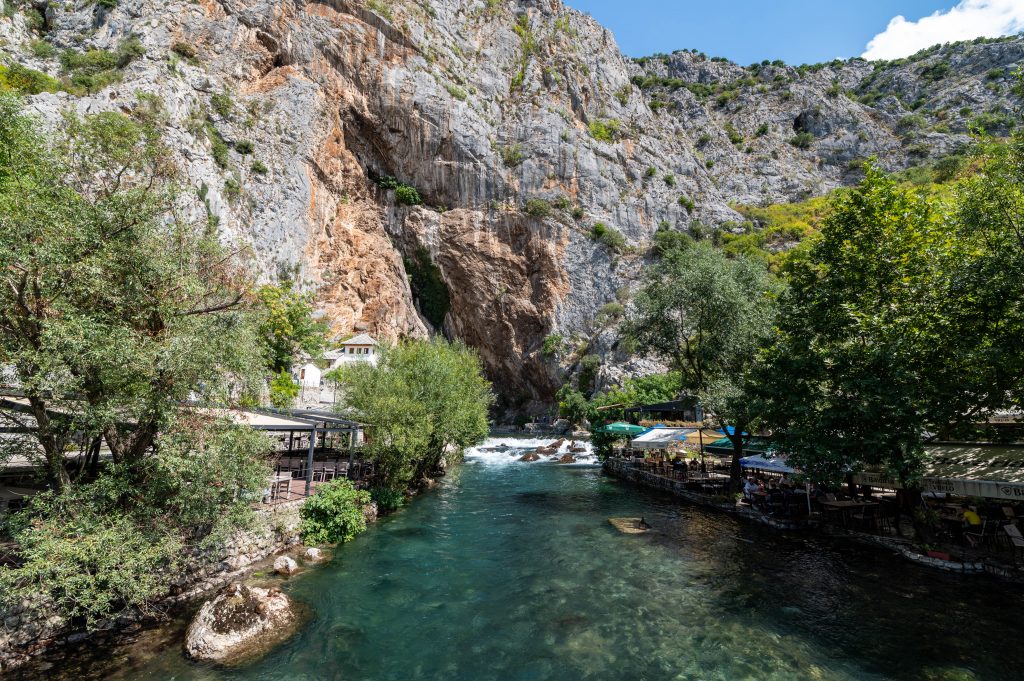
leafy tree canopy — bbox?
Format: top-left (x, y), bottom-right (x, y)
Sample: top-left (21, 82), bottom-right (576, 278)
top-left (256, 282), bottom-right (327, 374)
top-left (328, 338), bottom-right (494, 492)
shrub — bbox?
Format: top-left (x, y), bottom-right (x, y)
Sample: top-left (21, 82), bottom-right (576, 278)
top-left (29, 39), bottom-right (55, 59)
top-left (299, 479), bottom-right (371, 544)
top-left (0, 63), bottom-right (63, 94)
top-left (97, 0), bottom-right (118, 8)
top-left (597, 302), bottom-right (625, 323)
top-left (790, 131), bottom-right (814, 149)
top-left (614, 84), bottom-right (631, 106)
top-left (724, 123), bottom-right (743, 145)
top-left (678, 195), bottom-right (695, 213)
top-left (500, 143), bottom-right (525, 167)
top-left (542, 333), bottom-right (564, 358)
top-left (755, 123), bottom-right (769, 137)
top-left (663, 174), bottom-right (676, 187)
top-left (114, 37), bottom-right (146, 68)
top-left (591, 222), bottom-right (626, 252)
top-left (644, 166), bottom-right (656, 178)
top-left (370, 486), bottom-right (406, 512)
top-left (171, 42), bottom-right (197, 60)
top-left (578, 354), bottom-right (601, 393)
top-left (652, 228), bottom-right (694, 255)
top-left (588, 118), bottom-right (622, 143)
top-left (210, 90), bottom-right (233, 118)
top-left (696, 133), bottom-right (711, 146)
top-left (445, 83), bottom-right (467, 101)
top-left (395, 184), bottom-right (422, 206)
top-left (525, 198), bottom-right (551, 218)
top-left (235, 140), bottom-right (254, 154)
top-left (250, 159), bottom-right (268, 174)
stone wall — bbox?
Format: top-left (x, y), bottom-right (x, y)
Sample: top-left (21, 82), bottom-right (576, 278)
top-left (602, 458), bottom-right (808, 530)
top-left (0, 499), bottom-right (307, 674)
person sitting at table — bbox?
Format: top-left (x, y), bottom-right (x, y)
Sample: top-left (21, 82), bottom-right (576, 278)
top-left (743, 476), bottom-right (759, 500)
top-left (672, 456), bottom-right (687, 479)
top-left (779, 473), bottom-right (795, 489)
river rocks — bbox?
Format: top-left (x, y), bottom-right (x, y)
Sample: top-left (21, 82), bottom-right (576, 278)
top-left (558, 454), bottom-right (577, 464)
top-left (303, 548), bottom-right (324, 562)
top-left (362, 500), bottom-right (379, 524)
top-left (519, 452), bottom-right (541, 462)
top-left (184, 583), bottom-right (297, 664)
top-left (273, 556), bottom-right (299, 576)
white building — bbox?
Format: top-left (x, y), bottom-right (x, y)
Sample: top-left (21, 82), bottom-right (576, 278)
top-left (325, 334), bottom-right (379, 369)
top-left (293, 362), bottom-right (322, 389)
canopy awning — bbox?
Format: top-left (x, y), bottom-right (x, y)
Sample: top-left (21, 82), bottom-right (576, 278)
top-left (852, 444), bottom-right (1024, 501)
top-left (630, 427), bottom-right (695, 450)
top-left (598, 421), bottom-right (647, 436)
top-left (740, 454), bottom-right (797, 474)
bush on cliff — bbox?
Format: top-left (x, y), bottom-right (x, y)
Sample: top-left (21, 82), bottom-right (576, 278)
top-left (299, 479), bottom-right (372, 544)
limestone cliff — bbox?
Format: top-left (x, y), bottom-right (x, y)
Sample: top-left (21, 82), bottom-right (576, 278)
top-left (1, 0), bottom-right (1021, 406)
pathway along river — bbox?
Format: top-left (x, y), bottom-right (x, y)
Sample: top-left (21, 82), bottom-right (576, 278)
top-left (58, 439), bottom-right (1024, 680)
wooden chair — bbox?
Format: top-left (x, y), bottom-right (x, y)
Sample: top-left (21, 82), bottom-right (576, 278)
top-left (964, 520), bottom-right (988, 549)
top-left (852, 505), bottom-right (878, 533)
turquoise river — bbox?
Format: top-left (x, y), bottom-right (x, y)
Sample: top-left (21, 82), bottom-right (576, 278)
top-left (48, 439), bottom-right (1024, 680)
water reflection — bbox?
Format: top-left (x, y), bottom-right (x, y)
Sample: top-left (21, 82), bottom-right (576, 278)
top-left (26, 441), bottom-right (1024, 680)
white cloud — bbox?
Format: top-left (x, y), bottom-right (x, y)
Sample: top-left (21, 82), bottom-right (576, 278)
top-left (862, 0), bottom-right (1024, 60)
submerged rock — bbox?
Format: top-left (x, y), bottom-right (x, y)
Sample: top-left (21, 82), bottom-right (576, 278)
top-left (273, 556), bottom-right (299, 576)
top-left (184, 583), bottom-right (297, 663)
top-left (303, 547), bottom-right (324, 562)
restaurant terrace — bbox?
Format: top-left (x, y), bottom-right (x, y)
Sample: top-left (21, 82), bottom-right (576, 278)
top-left (0, 392), bottom-right (370, 516)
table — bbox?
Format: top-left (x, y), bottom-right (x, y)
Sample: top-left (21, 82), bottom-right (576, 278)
top-left (267, 474), bottom-right (293, 501)
top-left (819, 500), bottom-right (879, 528)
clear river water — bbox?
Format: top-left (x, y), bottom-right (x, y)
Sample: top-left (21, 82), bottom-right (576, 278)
top-left (54, 438), bottom-right (1024, 680)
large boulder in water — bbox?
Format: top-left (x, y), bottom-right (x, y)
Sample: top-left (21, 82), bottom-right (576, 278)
top-left (273, 555), bottom-right (299, 575)
top-left (558, 454), bottom-right (576, 464)
top-left (184, 583), bottom-right (297, 663)
top-left (519, 452), bottom-right (541, 462)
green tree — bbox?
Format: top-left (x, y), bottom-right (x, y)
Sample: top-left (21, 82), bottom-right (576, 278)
top-left (328, 339), bottom-right (493, 492)
top-left (557, 385), bottom-right (589, 429)
top-left (751, 164), bottom-right (1017, 490)
top-left (0, 416), bottom-right (270, 627)
top-left (622, 242), bottom-right (780, 489)
top-left (269, 370), bottom-right (300, 408)
top-left (0, 94), bottom-right (261, 488)
top-left (256, 283), bottom-right (328, 373)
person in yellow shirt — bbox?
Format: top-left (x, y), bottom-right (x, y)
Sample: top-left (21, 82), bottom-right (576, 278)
top-left (962, 508), bottom-right (982, 527)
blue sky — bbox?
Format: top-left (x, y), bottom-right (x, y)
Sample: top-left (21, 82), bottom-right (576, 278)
top-left (563, 1), bottom-right (1024, 63)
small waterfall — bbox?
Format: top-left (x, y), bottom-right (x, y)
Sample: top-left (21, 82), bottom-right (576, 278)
top-left (464, 437), bottom-right (598, 466)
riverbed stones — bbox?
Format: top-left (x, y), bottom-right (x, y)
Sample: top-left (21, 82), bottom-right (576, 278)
top-left (558, 454), bottom-right (577, 464)
top-left (519, 452), bottom-right (541, 462)
top-left (184, 583), bottom-right (297, 663)
top-left (273, 556), bottom-right (299, 576)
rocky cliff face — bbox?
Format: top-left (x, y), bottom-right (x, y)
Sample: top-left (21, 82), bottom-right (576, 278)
top-left (2, 0), bottom-right (1022, 406)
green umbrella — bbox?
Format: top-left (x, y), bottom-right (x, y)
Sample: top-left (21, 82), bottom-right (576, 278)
top-left (598, 422), bottom-right (646, 435)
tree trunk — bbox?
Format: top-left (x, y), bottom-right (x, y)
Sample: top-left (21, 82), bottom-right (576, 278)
top-left (718, 417), bottom-right (746, 494)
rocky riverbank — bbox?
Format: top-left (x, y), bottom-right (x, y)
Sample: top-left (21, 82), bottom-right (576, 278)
top-left (0, 497), bottom-right (376, 675)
